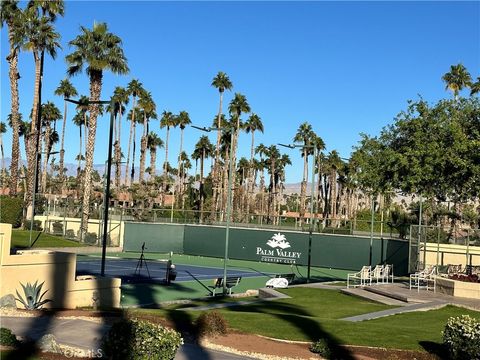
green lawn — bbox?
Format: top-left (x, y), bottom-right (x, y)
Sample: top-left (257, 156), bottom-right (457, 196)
top-left (129, 287), bottom-right (480, 351)
top-left (10, 230), bottom-right (84, 248)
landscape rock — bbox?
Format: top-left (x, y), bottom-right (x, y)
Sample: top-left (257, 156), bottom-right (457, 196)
top-left (0, 294), bottom-right (17, 309)
top-left (38, 334), bottom-right (62, 353)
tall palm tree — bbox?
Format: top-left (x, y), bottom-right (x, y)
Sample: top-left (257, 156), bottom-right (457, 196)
top-left (0, 122), bottom-right (6, 175)
top-left (228, 93), bottom-right (250, 215)
top-left (40, 101), bottom-right (61, 192)
top-left (1, 0), bottom-right (24, 195)
top-left (326, 150), bottom-right (343, 221)
top-left (442, 64), bottom-right (472, 100)
top-left (138, 92), bottom-right (157, 183)
top-left (106, 98), bottom-right (125, 187)
top-left (176, 111), bottom-right (191, 203)
top-left (54, 78), bottom-right (77, 186)
top-left (255, 143), bottom-right (268, 216)
top-left (112, 86), bottom-right (129, 187)
top-left (192, 135), bottom-right (214, 221)
top-left (147, 132), bottom-right (163, 180)
top-left (294, 122), bottom-right (314, 225)
top-left (72, 111), bottom-right (86, 178)
top-left (264, 145), bottom-right (280, 222)
top-left (126, 107), bottom-right (142, 184)
top-left (244, 113), bottom-right (264, 218)
top-left (211, 72), bottom-right (233, 219)
top-left (66, 22), bottom-right (129, 238)
top-left (160, 110), bottom-right (177, 202)
top-left (470, 77), bottom-right (480, 96)
top-left (23, 6), bottom-right (61, 206)
top-left (125, 79), bottom-right (143, 185)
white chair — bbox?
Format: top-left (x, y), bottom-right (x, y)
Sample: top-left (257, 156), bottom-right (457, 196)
top-left (409, 265), bottom-right (437, 292)
top-left (370, 265), bottom-right (384, 284)
top-left (347, 266), bottom-right (372, 288)
top-left (380, 264), bottom-right (394, 283)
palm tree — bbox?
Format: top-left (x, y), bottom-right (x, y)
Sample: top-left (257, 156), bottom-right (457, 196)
top-left (23, 6), bottom-right (61, 206)
top-left (54, 78), bottom-right (77, 186)
top-left (192, 135), bottom-right (214, 221)
top-left (326, 150), bottom-right (343, 222)
top-left (138, 92), bottom-right (157, 183)
top-left (471, 77), bottom-right (480, 96)
top-left (244, 113), bottom-right (264, 218)
top-left (255, 143), bottom-right (268, 216)
top-left (40, 101), bottom-right (61, 192)
top-left (1, 0), bottom-right (24, 195)
top-left (126, 107), bottom-right (142, 184)
top-left (72, 111), bottom-right (86, 178)
top-left (264, 145), bottom-right (280, 222)
top-left (442, 64), bottom-right (472, 100)
top-left (106, 98), bottom-right (125, 187)
top-left (228, 93), bottom-right (250, 216)
top-left (160, 110), bottom-right (177, 202)
top-left (176, 111), bottom-right (191, 203)
top-left (211, 71), bottom-right (233, 219)
top-left (112, 86), bottom-right (129, 187)
top-left (66, 22), bottom-right (129, 238)
top-left (125, 79), bottom-right (143, 185)
top-left (147, 132), bottom-right (163, 180)
top-left (294, 122), bottom-right (314, 225)
top-left (0, 122), bottom-right (6, 175)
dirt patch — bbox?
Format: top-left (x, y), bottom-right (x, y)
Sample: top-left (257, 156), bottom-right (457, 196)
top-left (204, 333), bottom-right (441, 360)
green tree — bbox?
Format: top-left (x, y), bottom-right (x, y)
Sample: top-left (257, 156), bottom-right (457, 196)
top-left (138, 91), bottom-right (157, 183)
top-left (176, 110), bottom-right (191, 204)
top-left (112, 86), bottom-right (129, 187)
top-left (211, 71), bottom-right (233, 219)
top-left (40, 101), bottom-right (61, 192)
top-left (160, 110), bottom-right (177, 202)
top-left (244, 113), bottom-right (264, 218)
top-left (66, 22), bottom-right (129, 238)
top-left (192, 135), bottom-right (214, 221)
top-left (442, 63), bottom-right (472, 100)
top-left (471, 77), bottom-right (480, 96)
top-left (1, 0), bottom-right (24, 195)
top-left (125, 79), bottom-right (144, 185)
top-left (294, 122), bottom-right (314, 224)
top-left (54, 78), bottom-right (78, 187)
top-left (147, 132), bottom-right (163, 179)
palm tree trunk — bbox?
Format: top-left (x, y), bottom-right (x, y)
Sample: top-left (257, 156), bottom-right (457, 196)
top-left (245, 131), bottom-right (255, 220)
top-left (130, 122), bottom-right (137, 184)
top-left (299, 149), bottom-right (308, 226)
top-left (7, 36), bottom-right (20, 196)
top-left (124, 96), bottom-right (136, 186)
top-left (199, 150), bottom-right (205, 223)
top-left (139, 114), bottom-right (148, 183)
top-left (41, 123), bottom-right (52, 193)
top-left (59, 99), bottom-right (68, 191)
top-left (177, 128), bottom-right (185, 206)
top-left (211, 91), bottom-right (224, 221)
top-left (25, 52), bottom-right (42, 209)
top-left (150, 149), bottom-right (156, 178)
top-left (163, 127), bottom-right (170, 205)
top-left (80, 71), bottom-right (103, 239)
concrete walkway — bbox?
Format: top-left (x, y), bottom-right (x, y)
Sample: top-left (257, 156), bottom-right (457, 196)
top-left (0, 316), bottom-right (253, 359)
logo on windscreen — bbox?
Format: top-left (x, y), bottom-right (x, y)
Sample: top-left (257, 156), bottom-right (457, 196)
top-left (256, 233), bottom-right (301, 264)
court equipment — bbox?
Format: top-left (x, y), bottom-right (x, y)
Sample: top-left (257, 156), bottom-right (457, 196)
top-left (134, 242), bottom-right (151, 278)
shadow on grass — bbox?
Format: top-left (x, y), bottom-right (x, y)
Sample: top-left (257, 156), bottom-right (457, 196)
top-left (224, 300), bottom-right (355, 360)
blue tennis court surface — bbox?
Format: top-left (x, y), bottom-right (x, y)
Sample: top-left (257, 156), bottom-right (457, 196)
top-left (76, 257), bottom-right (273, 284)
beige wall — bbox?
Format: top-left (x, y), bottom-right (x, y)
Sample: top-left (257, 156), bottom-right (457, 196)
top-left (422, 242), bottom-right (480, 266)
top-left (35, 215), bottom-right (124, 248)
top-left (0, 223), bottom-right (121, 309)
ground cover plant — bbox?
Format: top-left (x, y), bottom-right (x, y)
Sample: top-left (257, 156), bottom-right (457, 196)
top-left (10, 230), bottom-right (84, 249)
top-left (130, 287), bottom-right (480, 352)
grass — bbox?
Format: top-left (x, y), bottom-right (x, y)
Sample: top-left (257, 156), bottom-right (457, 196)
top-left (10, 230), bottom-right (84, 249)
top-left (129, 287), bottom-right (480, 351)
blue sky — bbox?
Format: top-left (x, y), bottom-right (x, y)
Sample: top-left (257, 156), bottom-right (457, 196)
top-left (1, 1), bottom-right (479, 183)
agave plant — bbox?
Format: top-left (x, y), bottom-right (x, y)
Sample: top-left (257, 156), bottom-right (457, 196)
top-left (15, 281), bottom-right (51, 310)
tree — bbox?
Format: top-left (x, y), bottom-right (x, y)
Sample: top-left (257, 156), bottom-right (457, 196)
top-left (442, 64), bottom-right (472, 100)
top-left (1, 0), bottom-right (24, 195)
top-left (40, 101), bottom-right (61, 192)
top-left (112, 86), bottom-right (129, 187)
top-left (471, 77), bottom-right (480, 96)
top-left (147, 132), bottom-right (163, 179)
top-left (176, 111), bottom-right (191, 204)
top-left (192, 135), bottom-right (214, 221)
top-left (66, 22), bottom-right (129, 238)
top-left (0, 122), bottom-right (6, 174)
top-left (294, 122), bottom-right (314, 224)
top-left (228, 93), bottom-right (251, 216)
top-left (138, 91), bottom-right (156, 183)
top-left (160, 110), bottom-right (177, 202)
top-left (125, 79), bottom-right (144, 185)
top-left (255, 143), bottom-right (268, 215)
top-left (244, 113), bottom-right (264, 218)
top-left (264, 145), bottom-right (280, 223)
top-left (54, 78), bottom-right (78, 187)
top-left (23, 5), bottom-right (61, 207)
top-left (211, 71), bottom-right (233, 219)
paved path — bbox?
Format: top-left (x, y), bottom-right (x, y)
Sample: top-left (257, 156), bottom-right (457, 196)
top-left (0, 316), bottom-right (253, 359)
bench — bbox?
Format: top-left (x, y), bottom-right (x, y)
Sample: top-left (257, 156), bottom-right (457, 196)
top-left (208, 276), bottom-right (242, 296)
top-left (276, 273), bottom-right (296, 284)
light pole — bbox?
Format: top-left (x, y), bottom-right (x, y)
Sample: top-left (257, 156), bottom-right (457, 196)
top-left (66, 98), bottom-right (115, 276)
top-left (192, 125), bottom-right (234, 294)
top-left (279, 143), bottom-right (316, 283)
top-left (29, 150), bottom-right (59, 247)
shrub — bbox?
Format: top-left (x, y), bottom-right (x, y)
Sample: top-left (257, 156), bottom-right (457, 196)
top-left (310, 338), bottom-right (332, 359)
top-left (84, 232), bottom-right (98, 245)
top-left (443, 315), bottom-right (480, 360)
top-left (0, 196), bottom-right (23, 228)
top-left (65, 229), bottom-right (75, 239)
top-left (51, 221), bottom-right (63, 234)
top-left (23, 220), bottom-right (42, 231)
top-left (0, 327), bottom-right (19, 346)
top-left (196, 311), bottom-right (228, 338)
top-left (15, 280), bottom-right (51, 310)
top-left (103, 318), bottom-right (183, 360)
